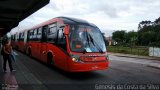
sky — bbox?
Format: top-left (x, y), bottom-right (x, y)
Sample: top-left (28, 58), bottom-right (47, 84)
top-left (11, 0), bottom-right (160, 37)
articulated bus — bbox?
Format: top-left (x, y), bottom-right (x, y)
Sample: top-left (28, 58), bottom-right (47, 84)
top-left (11, 17), bottom-right (109, 72)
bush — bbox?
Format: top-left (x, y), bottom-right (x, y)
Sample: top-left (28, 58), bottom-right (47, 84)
top-left (107, 46), bottom-right (148, 56)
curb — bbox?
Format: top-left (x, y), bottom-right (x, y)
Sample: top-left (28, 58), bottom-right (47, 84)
top-left (109, 53), bottom-right (160, 61)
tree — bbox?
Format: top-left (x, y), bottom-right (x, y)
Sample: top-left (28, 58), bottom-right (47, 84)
top-left (137, 17), bottom-right (160, 46)
top-left (112, 30), bottom-right (126, 45)
top-left (125, 31), bottom-right (138, 46)
top-left (138, 20), bottom-right (152, 30)
top-left (154, 17), bottom-right (160, 25)
top-left (111, 17), bottom-right (160, 47)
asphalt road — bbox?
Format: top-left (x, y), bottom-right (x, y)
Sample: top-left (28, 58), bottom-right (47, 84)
top-left (0, 51), bottom-right (160, 90)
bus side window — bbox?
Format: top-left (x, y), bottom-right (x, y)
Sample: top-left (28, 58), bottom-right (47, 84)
top-left (16, 33), bottom-right (19, 42)
top-left (29, 30), bottom-right (34, 41)
top-left (57, 29), bottom-right (66, 50)
top-left (37, 27), bottom-right (42, 42)
top-left (13, 34), bottom-right (16, 41)
top-left (27, 31), bottom-right (30, 41)
top-left (11, 35), bottom-right (13, 40)
top-left (19, 33), bottom-right (21, 41)
top-left (21, 32), bottom-right (24, 41)
top-left (42, 25), bottom-right (48, 42)
top-left (33, 29), bottom-right (37, 41)
top-left (47, 26), bottom-right (57, 43)
top-left (47, 23), bottom-right (57, 43)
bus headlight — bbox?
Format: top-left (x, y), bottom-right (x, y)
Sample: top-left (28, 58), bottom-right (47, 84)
top-left (70, 54), bottom-right (81, 62)
top-left (72, 57), bottom-right (79, 62)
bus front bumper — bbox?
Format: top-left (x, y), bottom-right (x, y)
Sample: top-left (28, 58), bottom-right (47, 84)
top-left (68, 61), bottom-right (109, 72)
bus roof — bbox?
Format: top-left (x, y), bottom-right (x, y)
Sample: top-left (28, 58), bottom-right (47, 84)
top-left (58, 17), bottom-right (97, 27)
top-left (12, 17), bottom-right (98, 34)
top-left (31, 17), bottom-right (97, 30)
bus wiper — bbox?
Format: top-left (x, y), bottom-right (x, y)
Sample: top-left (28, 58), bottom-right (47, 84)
top-left (82, 31), bottom-right (92, 54)
top-left (86, 31), bottom-right (90, 47)
top-left (86, 31), bottom-right (103, 53)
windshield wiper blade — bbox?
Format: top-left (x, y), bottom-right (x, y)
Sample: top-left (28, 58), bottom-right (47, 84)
top-left (86, 31), bottom-right (103, 53)
top-left (86, 31), bottom-right (90, 47)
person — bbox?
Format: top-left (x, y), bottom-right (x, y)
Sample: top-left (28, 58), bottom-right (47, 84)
top-left (1, 39), bottom-right (15, 72)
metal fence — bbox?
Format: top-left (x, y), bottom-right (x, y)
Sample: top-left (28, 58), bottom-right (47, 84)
top-left (149, 47), bottom-right (160, 57)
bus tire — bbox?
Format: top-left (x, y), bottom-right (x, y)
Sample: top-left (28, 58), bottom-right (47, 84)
top-left (47, 53), bottom-right (54, 67)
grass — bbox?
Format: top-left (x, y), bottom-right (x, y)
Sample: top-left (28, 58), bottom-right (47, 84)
top-left (107, 46), bottom-right (149, 56)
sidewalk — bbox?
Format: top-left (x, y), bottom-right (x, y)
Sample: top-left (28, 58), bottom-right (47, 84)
top-left (0, 52), bottom-right (47, 90)
top-left (109, 52), bottom-right (160, 61)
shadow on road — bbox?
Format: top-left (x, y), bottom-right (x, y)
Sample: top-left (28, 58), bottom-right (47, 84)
top-left (33, 57), bottom-right (107, 81)
top-left (51, 67), bottom-right (106, 81)
top-left (17, 51), bottom-right (108, 81)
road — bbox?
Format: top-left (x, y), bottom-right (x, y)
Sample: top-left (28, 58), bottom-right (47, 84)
top-left (0, 51), bottom-right (160, 90)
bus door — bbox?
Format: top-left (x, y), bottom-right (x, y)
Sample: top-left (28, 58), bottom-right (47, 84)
top-left (32, 29), bottom-right (38, 58)
top-left (40, 25), bottom-right (48, 62)
top-left (36, 27), bottom-right (42, 60)
top-left (56, 28), bottom-right (68, 69)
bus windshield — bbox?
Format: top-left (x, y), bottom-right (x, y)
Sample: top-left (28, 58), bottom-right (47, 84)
top-left (69, 25), bottom-right (106, 53)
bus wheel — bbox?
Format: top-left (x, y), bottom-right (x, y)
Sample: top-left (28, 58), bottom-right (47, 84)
top-left (47, 53), bottom-right (54, 67)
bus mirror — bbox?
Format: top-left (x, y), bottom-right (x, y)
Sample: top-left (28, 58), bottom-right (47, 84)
top-left (64, 25), bottom-right (69, 35)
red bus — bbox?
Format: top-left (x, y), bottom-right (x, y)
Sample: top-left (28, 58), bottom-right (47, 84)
top-left (11, 30), bottom-right (28, 52)
top-left (11, 17), bottom-right (109, 72)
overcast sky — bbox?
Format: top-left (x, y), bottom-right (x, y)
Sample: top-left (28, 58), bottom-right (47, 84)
top-left (11, 0), bottom-right (160, 36)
